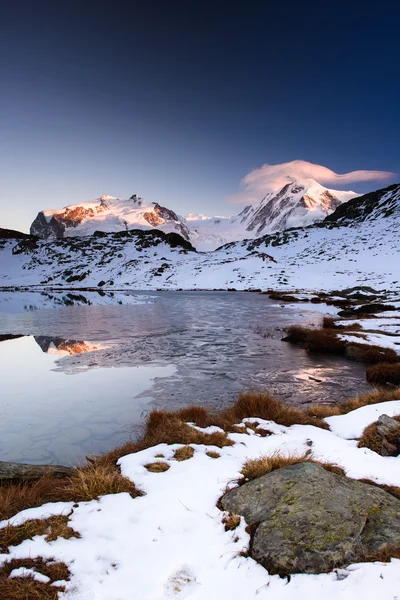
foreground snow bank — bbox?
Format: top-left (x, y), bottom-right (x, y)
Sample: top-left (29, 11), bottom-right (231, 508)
top-left (1, 401), bottom-right (400, 599)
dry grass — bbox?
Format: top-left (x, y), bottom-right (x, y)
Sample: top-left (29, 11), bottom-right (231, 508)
top-left (220, 391), bottom-right (329, 429)
top-left (222, 513), bottom-right (241, 531)
top-left (206, 451), bottom-right (221, 459)
top-left (339, 388), bottom-right (400, 414)
top-left (0, 515), bottom-right (79, 553)
top-left (0, 557), bottom-right (70, 581)
top-left (286, 324), bottom-right (399, 364)
top-left (366, 363), bottom-right (400, 385)
top-left (322, 316), bottom-right (363, 331)
top-left (173, 446), bottom-right (195, 461)
top-left (363, 545), bottom-right (400, 562)
top-left (144, 461), bottom-right (170, 473)
top-left (0, 472), bottom-right (67, 522)
top-left (0, 557), bottom-right (70, 599)
top-left (0, 577), bottom-right (64, 600)
top-left (286, 325), bottom-right (346, 354)
top-left (357, 416), bottom-right (400, 455)
top-left (240, 451), bottom-right (346, 483)
top-left (306, 404), bottom-right (341, 418)
top-left (0, 464), bottom-right (142, 522)
top-left (99, 409), bottom-right (233, 468)
top-left (62, 464), bottom-right (141, 501)
top-left (346, 343), bottom-right (399, 365)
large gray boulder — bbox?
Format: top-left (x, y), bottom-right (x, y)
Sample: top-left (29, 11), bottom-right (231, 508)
top-left (222, 462), bottom-right (400, 575)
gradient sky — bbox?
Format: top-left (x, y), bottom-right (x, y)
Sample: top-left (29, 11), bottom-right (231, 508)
top-left (1, 1), bottom-right (399, 232)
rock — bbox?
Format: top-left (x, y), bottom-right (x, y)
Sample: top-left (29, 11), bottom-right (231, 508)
top-left (377, 414), bottom-right (400, 438)
top-left (376, 414), bottom-right (400, 457)
top-left (221, 462), bottom-right (400, 575)
top-left (0, 461), bottom-right (73, 481)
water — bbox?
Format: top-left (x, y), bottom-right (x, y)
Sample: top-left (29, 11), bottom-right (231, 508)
top-left (0, 290), bottom-right (369, 465)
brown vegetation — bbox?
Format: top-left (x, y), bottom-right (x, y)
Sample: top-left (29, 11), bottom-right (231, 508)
top-left (286, 324), bottom-right (399, 364)
top-left (222, 513), bottom-right (241, 531)
top-left (144, 461), bottom-right (170, 473)
top-left (322, 316), bottom-right (362, 331)
top-left (0, 515), bottom-right (79, 553)
top-left (339, 388), bottom-right (400, 414)
top-left (206, 451), bottom-right (221, 459)
top-left (173, 446), bottom-right (195, 461)
top-left (0, 557), bottom-right (70, 600)
top-left (239, 451), bottom-right (346, 483)
top-left (366, 363), bottom-right (400, 385)
top-left (0, 464), bottom-right (142, 522)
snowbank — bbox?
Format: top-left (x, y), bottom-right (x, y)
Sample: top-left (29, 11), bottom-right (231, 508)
top-left (1, 401), bottom-right (400, 599)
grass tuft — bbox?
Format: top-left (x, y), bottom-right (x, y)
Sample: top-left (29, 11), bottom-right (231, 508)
top-left (240, 451), bottom-right (346, 483)
top-left (173, 446), bottom-right (195, 462)
top-left (144, 462), bottom-right (170, 473)
top-left (62, 464), bottom-right (141, 501)
top-left (206, 451), bottom-right (221, 459)
top-left (222, 513), bottom-right (241, 531)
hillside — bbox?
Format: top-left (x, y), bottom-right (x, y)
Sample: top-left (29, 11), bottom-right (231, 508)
top-left (1, 183), bottom-right (398, 292)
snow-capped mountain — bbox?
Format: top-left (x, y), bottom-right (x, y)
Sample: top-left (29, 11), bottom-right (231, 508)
top-left (239, 179), bottom-right (356, 233)
top-left (185, 179), bottom-right (358, 250)
top-left (29, 180), bottom-right (358, 251)
top-left (2, 183), bottom-right (399, 293)
top-left (187, 180), bottom-right (358, 250)
top-left (30, 194), bottom-right (191, 242)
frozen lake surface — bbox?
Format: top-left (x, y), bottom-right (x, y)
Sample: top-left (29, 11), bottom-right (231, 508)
top-left (0, 290), bottom-right (369, 465)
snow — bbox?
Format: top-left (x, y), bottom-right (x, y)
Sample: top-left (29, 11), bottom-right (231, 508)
top-left (1, 401), bottom-right (400, 599)
top-left (339, 333), bottom-right (400, 354)
top-left (9, 567), bottom-right (50, 583)
top-left (325, 400), bottom-right (400, 439)
top-left (2, 181), bottom-right (399, 293)
top-left (29, 179), bottom-right (359, 252)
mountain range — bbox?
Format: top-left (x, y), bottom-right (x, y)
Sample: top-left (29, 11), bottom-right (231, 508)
top-left (1, 182), bottom-right (399, 293)
top-left (29, 180), bottom-right (357, 251)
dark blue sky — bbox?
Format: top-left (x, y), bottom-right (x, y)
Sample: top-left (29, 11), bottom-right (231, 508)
top-left (1, 1), bottom-right (399, 231)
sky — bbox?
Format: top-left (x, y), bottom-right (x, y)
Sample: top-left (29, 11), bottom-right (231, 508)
top-left (0, 1), bottom-right (399, 232)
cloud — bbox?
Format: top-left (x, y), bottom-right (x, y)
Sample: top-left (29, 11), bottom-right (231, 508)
top-left (229, 160), bottom-right (395, 204)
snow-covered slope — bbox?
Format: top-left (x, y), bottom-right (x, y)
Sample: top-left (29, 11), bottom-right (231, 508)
top-left (3, 183), bottom-right (399, 293)
top-left (30, 194), bottom-right (191, 242)
top-left (29, 181), bottom-right (357, 251)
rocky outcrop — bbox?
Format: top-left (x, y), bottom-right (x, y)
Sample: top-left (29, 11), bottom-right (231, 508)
top-left (0, 228), bottom-right (34, 240)
top-left (222, 462), bottom-right (400, 575)
top-left (325, 183), bottom-right (400, 225)
top-left (0, 461), bottom-right (73, 481)
top-left (375, 414), bottom-right (400, 456)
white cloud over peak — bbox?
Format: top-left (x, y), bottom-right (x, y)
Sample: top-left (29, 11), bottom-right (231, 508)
top-left (229, 160), bottom-right (395, 204)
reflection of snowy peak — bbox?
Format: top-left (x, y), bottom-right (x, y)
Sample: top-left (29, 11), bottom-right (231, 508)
top-left (30, 194), bottom-right (191, 241)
